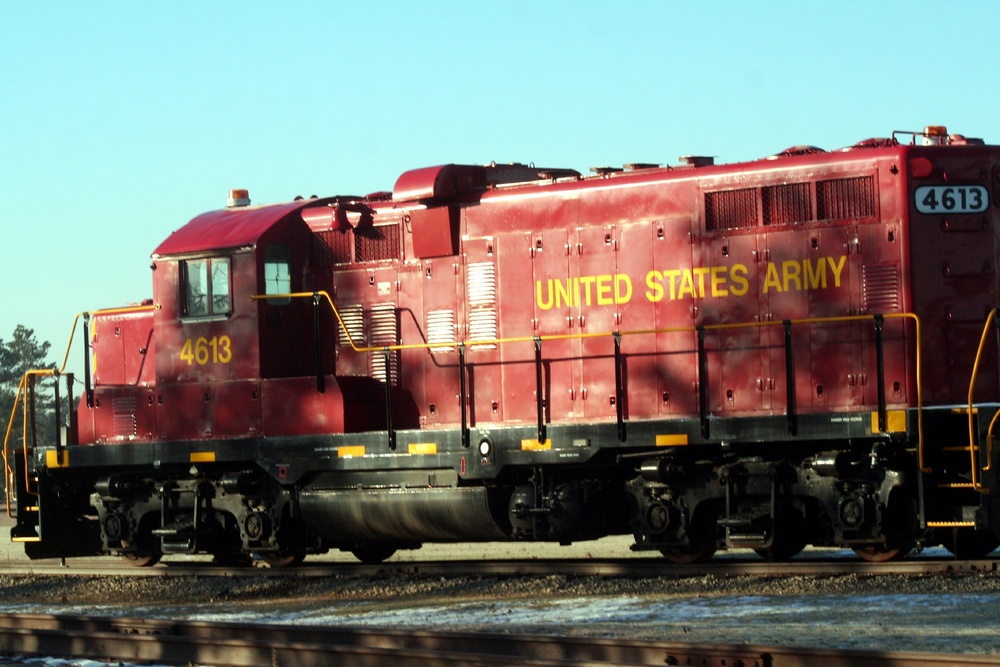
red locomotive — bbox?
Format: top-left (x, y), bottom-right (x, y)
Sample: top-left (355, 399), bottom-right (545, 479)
top-left (7, 124), bottom-right (1000, 564)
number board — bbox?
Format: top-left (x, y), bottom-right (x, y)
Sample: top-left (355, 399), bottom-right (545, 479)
top-left (914, 185), bottom-right (989, 214)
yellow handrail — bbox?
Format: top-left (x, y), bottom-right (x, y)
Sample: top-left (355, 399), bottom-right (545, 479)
top-left (253, 291), bottom-right (924, 462)
top-left (3, 294), bottom-right (931, 517)
top-left (2, 304), bottom-right (159, 517)
top-left (967, 309), bottom-right (999, 491)
top-left (3, 370), bottom-right (53, 515)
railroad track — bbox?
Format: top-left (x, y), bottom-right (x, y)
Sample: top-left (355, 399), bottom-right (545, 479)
top-left (0, 612), bottom-right (997, 667)
top-left (0, 555), bottom-right (996, 579)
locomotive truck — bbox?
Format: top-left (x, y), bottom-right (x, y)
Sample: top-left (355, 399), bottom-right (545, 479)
top-left (5, 125), bottom-right (1000, 565)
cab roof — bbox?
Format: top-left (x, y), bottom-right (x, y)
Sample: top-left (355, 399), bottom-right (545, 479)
top-left (152, 201), bottom-right (310, 258)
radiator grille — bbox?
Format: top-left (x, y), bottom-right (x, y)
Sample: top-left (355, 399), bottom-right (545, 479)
top-left (763, 183), bottom-right (812, 226)
top-left (355, 223), bottom-right (401, 262)
top-left (705, 174), bottom-right (877, 231)
top-left (818, 176), bottom-right (876, 220)
top-left (705, 188), bottom-right (759, 231)
top-left (313, 230), bottom-right (353, 265)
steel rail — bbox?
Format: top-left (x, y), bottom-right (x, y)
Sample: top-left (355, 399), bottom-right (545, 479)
top-left (0, 555), bottom-right (995, 579)
top-left (0, 612), bottom-right (998, 667)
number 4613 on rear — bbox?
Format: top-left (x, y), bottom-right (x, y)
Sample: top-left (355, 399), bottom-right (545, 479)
top-left (915, 184), bottom-right (989, 214)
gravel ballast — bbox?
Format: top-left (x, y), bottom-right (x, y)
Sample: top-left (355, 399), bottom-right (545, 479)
top-left (0, 570), bottom-right (999, 654)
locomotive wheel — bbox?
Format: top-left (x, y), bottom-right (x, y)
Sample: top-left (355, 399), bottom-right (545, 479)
top-left (851, 544), bottom-right (909, 562)
top-left (754, 508), bottom-right (807, 561)
top-left (941, 529), bottom-right (1000, 559)
top-left (350, 544), bottom-right (397, 564)
top-left (212, 550), bottom-right (254, 567)
top-left (120, 551), bottom-right (162, 567)
top-left (256, 552), bottom-right (306, 568)
top-left (753, 544), bottom-right (806, 562)
top-left (120, 537), bottom-right (161, 567)
top-left (659, 548), bottom-right (716, 564)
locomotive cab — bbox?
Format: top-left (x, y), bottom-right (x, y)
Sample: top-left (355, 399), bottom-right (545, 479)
top-left (78, 197), bottom-right (389, 446)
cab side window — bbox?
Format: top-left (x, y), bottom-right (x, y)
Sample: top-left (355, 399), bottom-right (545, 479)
top-left (264, 245), bottom-right (291, 305)
top-left (182, 257), bottom-right (231, 317)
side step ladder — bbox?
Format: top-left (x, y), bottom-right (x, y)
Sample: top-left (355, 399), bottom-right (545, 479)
top-left (923, 407), bottom-right (991, 532)
top-left (9, 451), bottom-right (42, 543)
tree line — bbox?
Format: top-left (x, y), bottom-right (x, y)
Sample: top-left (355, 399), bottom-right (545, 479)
top-left (0, 325), bottom-right (61, 454)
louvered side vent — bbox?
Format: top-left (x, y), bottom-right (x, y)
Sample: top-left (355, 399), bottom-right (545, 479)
top-left (112, 396), bottom-right (137, 439)
top-left (763, 183), bottom-right (812, 226)
top-left (467, 261), bottom-right (498, 349)
top-left (817, 176), bottom-right (876, 220)
top-left (369, 303), bottom-right (399, 384)
top-left (313, 230), bottom-right (353, 265)
top-left (705, 188), bottom-right (759, 231)
top-left (355, 223), bottom-right (401, 262)
top-left (337, 304), bottom-right (366, 350)
top-left (426, 309), bottom-right (456, 354)
top-left (863, 264), bottom-right (900, 313)
top-left (468, 310), bottom-right (498, 349)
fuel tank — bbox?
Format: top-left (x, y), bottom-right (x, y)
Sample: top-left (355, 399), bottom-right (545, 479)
top-left (297, 470), bottom-right (509, 543)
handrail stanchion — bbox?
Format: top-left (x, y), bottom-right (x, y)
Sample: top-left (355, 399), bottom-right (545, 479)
top-left (312, 293), bottom-right (325, 394)
top-left (874, 314), bottom-right (887, 433)
top-left (54, 372), bottom-right (63, 456)
top-left (458, 343), bottom-right (469, 449)
top-left (783, 320), bottom-right (797, 436)
top-left (383, 348), bottom-right (395, 451)
top-left (534, 337), bottom-right (546, 445)
top-left (83, 313), bottom-right (93, 409)
top-left (614, 332), bottom-right (626, 443)
top-left (697, 326), bottom-right (709, 439)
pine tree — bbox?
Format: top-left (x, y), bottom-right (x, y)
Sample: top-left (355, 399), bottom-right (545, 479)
top-left (0, 326), bottom-right (58, 453)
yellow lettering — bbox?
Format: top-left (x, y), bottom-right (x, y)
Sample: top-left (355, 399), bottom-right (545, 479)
top-left (538, 255), bottom-right (844, 313)
top-left (828, 255), bottom-right (847, 287)
top-left (179, 336), bottom-right (234, 366)
top-left (677, 270), bottom-right (696, 299)
top-left (536, 280), bottom-right (554, 310)
top-left (615, 274), bottom-right (633, 303)
top-left (782, 260), bottom-right (802, 292)
top-left (692, 267), bottom-right (710, 298)
top-left (180, 338), bottom-right (194, 365)
top-left (763, 263), bottom-right (782, 293)
top-left (645, 271), bottom-right (664, 302)
top-left (554, 279), bottom-right (572, 308)
top-left (730, 264), bottom-right (749, 296)
top-left (663, 269), bottom-right (681, 300)
top-left (710, 266), bottom-right (728, 297)
top-left (217, 335), bottom-right (233, 363)
top-left (802, 258), bottom-right (825, 289)
top-left (596, 274), bottom-right (614, 305)
top-left (578, 275), bottom-right (596, 306)
top-left (194, 337), bottom-right (210, 365)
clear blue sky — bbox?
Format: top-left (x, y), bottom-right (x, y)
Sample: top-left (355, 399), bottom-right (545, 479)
top-left (2, 1), bottom-right (998, 376)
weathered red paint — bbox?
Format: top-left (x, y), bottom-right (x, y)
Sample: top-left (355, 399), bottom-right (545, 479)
top-left (83, 130), bottom-right (1000, 443)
